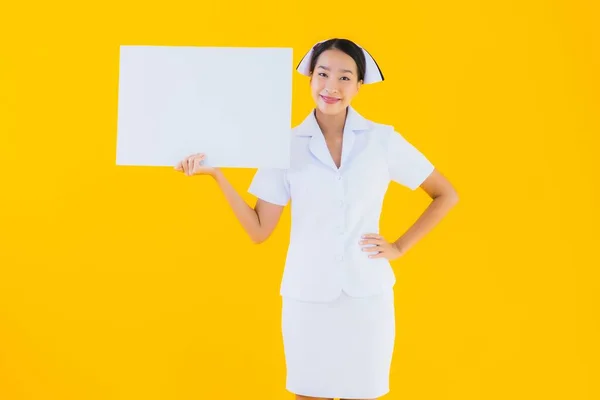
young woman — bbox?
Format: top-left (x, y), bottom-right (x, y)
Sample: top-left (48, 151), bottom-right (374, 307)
top-left (175, 38), bottom-right (459, 400)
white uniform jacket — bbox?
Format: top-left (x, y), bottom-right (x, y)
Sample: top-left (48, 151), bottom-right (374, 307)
top-left (248, 106), bottom-right (435, 302)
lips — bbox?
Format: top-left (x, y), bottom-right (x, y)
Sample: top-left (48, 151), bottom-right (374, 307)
top-left (320, 95), bottom-right (341, 104)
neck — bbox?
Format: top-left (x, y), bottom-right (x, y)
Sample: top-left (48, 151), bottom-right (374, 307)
top-left (314, 107), bottom-right (347, 139)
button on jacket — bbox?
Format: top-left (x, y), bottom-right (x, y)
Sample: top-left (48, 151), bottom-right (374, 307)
top-left (248, 106), bottom-right (434, 302)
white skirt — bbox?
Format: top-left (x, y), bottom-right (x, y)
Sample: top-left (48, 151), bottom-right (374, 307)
top-left (281, 287), bottom-right (395, 399)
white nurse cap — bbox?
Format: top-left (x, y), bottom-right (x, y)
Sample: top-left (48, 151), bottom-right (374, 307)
top-left (296, 39), bottom-right (384, 84)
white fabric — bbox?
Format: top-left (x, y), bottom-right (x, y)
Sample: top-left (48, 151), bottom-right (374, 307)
top-left (296, 40), bottom-right (384, 84)
top-left (248, 106), bottom-right (434, 302)
top-left (281, 287), bottom-right (395, 399)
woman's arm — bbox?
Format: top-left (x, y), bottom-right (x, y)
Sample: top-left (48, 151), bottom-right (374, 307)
top-left (212, 169), bottom-right (285, 244)
top-left (393, 169), bottom-right (459, 254)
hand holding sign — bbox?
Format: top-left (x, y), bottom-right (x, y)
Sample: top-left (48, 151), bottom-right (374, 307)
top-left (174, 153), bottom-right (218, 177)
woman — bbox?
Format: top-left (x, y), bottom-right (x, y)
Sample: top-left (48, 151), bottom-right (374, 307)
top-left (175, 38), bottom-right (458, 400)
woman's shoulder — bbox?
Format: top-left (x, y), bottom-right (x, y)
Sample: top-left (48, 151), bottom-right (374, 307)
top-left (351, 108), bottom-right (396, 135)
top-left (361, 117), bottom-right (397, 146)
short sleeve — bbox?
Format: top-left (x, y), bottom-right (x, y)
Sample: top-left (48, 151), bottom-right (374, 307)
top-left (248, 168), bottom-right (290, 206)
top-left (387, 129), bottom-right (435, 190)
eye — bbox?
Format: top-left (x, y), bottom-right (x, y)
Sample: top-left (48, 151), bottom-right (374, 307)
top-left (340, 76), bottom-right (350, 81)
top-left (318, 72), bottom-right (328, 77)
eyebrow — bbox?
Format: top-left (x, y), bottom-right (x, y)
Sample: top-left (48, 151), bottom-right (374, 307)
top-left (317, 65), bottom-right (354, 74)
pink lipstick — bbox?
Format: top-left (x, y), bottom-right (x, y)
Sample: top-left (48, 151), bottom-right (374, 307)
top-left (320, 95), bottom-right (341, 104)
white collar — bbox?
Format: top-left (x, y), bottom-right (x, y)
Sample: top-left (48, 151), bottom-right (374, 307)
top-left (294, 106), bottom-right (373, 171)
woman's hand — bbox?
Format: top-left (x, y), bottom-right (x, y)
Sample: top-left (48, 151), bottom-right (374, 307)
top-left (359, 233), bottom-right (404, 260)
top-left (174, 153), bottom-right (218, 177)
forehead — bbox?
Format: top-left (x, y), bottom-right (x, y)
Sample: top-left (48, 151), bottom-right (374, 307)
top-left (314, 49), bottom-right (357, 72)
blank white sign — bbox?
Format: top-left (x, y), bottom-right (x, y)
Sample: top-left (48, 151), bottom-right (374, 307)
top-left (116, 45), bottom-right (293, 168)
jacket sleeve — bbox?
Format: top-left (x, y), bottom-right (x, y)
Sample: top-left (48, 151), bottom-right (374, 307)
top-left (248, 167), bottom-right (291, 206)
top-left (386, 128), bottom-right (435, 190)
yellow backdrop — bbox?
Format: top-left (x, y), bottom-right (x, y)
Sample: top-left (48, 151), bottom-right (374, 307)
top-left (1, 0), bottom-right (598, 399)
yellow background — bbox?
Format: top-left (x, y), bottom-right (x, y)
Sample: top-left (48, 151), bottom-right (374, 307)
top-left (1, 0), bottom-right (598, 399)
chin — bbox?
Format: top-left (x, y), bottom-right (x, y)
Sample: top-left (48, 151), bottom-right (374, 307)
top-left (316, 101), bottom-right (347, 115)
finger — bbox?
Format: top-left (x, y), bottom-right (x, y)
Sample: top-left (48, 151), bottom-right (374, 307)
top-left (174, 161), bottom-right (183, 171)
top-left (187, 157), bottom-right (194, 175)
top-left (363, 250), bottom-right (381, 256)
top-left (362, 244), bottom-right (380, 253)
top-left (181, 157), bottom-right (189, 175)
top-left (359, 238), bottom-right (383, 245)
top-left (362, 233), bottom-right (382, 239)
top-left (363, 249), bottom-right (381, 255)
top-left (369, 252), bottom-right (386, 259)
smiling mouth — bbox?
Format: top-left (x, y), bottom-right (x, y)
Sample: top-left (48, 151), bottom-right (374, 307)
top-left (320, 95), bottom-right (341, 104)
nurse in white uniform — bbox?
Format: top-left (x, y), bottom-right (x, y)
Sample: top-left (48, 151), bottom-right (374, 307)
top-left (176, 38), bottom-right (459, 400)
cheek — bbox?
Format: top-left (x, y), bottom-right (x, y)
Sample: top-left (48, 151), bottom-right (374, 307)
top-left (311, 85), bottom-right (325, 101)
top-left (342, 86), bottom-right (358, 100)
top-left (310, 78), bottom-right (322, 93)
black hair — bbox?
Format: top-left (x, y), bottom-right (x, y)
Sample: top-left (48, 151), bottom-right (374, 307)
top-left (308, 38), bottom-right (367, 82)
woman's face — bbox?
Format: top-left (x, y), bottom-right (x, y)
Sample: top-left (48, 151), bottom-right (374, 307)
top-left (310, 49), bottom-right (362, 115)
